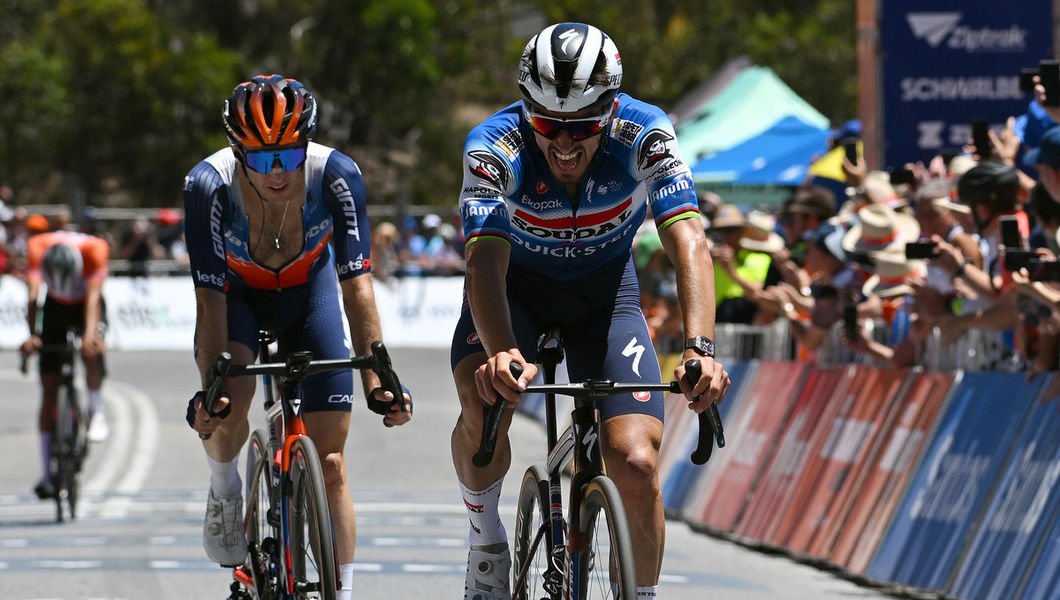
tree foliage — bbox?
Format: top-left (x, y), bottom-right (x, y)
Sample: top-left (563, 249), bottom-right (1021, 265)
top-left (0, 0), bottom-right (855, 209)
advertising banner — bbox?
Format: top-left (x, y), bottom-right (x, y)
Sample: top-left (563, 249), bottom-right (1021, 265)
top-left (866, 372), bottom-right (1043, 590)
top-left (948, 382), bottom-right (1060, 600)
top-left (736, 366), bottom-right (862, 544)
top-left (660, 360), bottom-right (755, 514)
top-left (783, 368), bottom-right (913, 555)
top-left (686, 361), bottom-right (808, 531)
top-left (833, 371), bottom-right (955, 572)
top-left (879, 1), bottom-right (1053, 167)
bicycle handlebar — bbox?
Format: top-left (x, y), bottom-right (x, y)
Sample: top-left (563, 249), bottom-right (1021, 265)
top-left (19, 342), bottom-right (79, 375)
top-left (198, 341), bottom-right (406, 440)
top-left (473, 359), bottom-right (724, 468)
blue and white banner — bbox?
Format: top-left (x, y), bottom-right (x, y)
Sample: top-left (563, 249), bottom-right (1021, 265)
top-left (880, 1), bottom-right (1053, 167)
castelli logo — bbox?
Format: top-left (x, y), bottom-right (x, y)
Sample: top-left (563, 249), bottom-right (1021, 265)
top-left (634, 391), bottom-right (651, 402)
top-left (467, 332), bottom-right (481, 345)
top-left (536, 180), bottom-right (549, 194)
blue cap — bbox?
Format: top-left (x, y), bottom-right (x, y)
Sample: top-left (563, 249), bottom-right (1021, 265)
top-left (1024, 125), bottom-right (1060, 169)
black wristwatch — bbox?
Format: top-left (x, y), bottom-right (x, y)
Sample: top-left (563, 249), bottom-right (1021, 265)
top-left (684, 336), bottom-right (715, 358)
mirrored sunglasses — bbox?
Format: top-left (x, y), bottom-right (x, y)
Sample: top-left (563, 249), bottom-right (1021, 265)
top-left (524, 107), bottom-right (612, 141)
top-left (243, 146), bottom-right (307, 174)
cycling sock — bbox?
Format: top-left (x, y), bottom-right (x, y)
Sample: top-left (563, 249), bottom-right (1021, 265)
top-left (460, 478), bottom-right (507, 548)
top-left (337, 562), bottom-right (354, 600)
top-left (637, 585), bottom-right (658, 598)
top-left (206, 455), bottom-right (242, 499)
top-left (87, 389), bottom-right (103, 415)
top-left (40, 432), bottom-right (52, 482)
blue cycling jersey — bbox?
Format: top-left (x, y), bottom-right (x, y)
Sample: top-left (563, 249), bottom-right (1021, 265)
top-left (458, 93), bottom-right (700, 281)
top-left (182, 142), bottom-right (371, 293)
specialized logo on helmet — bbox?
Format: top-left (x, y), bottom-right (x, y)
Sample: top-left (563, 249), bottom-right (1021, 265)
top-left (468, 150), bottom-right (510, 190)
top-left (637, 129), bottom-right (676, 170)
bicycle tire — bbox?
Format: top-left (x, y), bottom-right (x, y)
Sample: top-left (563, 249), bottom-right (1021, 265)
top-left (572, 476), bottom-right (635, 600)
top-left (513, 464), bottom-right (559, 600)
top-left (52, 387), bottom-right (80, 523)
top-left (245, 429), bottom-right (278, 600)
top-left (287, 436), bottom-right (338, 600)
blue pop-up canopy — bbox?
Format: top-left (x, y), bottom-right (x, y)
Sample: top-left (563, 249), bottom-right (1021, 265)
top-left (690, 116), bottom-right (830, 185)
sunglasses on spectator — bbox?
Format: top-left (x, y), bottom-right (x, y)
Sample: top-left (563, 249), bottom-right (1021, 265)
top-left (524, 105), bottom-right (613, 141)
top-left (243, 146), bottom-right (307, 174)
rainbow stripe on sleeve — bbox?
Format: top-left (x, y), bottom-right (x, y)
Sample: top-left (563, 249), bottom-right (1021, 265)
top-left (655, 206), bottom-right (700, 231)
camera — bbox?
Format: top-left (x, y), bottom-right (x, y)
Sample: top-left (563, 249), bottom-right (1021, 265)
top-left (905, 241), bottom-right (938, 259)
top-left (1030, 259), bottom-right (1060, 282)
top-left (889, 168), bottom-right (916, 186)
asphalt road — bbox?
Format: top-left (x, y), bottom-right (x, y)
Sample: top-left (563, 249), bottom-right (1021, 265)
top-left (0, 348), bottom-right (897, 599)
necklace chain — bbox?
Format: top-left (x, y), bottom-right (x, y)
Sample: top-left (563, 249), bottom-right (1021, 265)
top-left (272, 197), bottom-right (291, 250)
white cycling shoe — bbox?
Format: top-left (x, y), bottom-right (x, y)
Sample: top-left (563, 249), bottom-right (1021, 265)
top-left (87, 412), bottom-right (109, 442)
top-left (203, 489), bottom-right (247, 567)
top-left (464, 543), bottom-right (511, 600)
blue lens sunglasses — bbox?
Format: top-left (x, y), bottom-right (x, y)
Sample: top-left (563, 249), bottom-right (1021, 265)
top-left (243, 146), bottom-right (307, 174)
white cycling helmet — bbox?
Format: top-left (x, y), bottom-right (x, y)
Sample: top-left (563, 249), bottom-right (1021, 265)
top-left (42, 243), bottom-right (84, 298)
top-left (518, 22), bottom-right (622, 113)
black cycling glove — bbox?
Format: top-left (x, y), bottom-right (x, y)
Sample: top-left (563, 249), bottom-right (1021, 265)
top-left (185, 390), bottom-right (232, 430)
top-left (367, 385), bottom-right (412, 416)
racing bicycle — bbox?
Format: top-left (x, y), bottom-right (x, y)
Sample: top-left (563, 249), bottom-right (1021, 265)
top-left (475, 329), bottom-right (724, 599)
top-left (20, 329), bottom-right (88, 523)
top-left (202, 330), bottom-right (406, 600)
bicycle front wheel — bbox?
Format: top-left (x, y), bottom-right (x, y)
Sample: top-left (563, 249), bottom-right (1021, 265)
top-left (572, 475), bottom-right (635, 599)
top-left (287, 436), bottom-right (338, 600)
top-left (245, 429), bottom-right (277, 600)
top-left (513, 464), bottom-right (558, 600)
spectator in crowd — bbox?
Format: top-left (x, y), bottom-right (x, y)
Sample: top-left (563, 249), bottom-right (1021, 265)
top-left (1028, 183), bottom-right (1060, 254)
top-left (79, 206), bottom-right (117, 253)
top-left (118, 216), bottom-right (166, 278)
top-left (774, 185), bottom-right (836, 291)
top-left (371, 221), bottom-right (400, 288)
top-left (708, 205), bottom-right (774, 324)
top-left (737, 211), bottom-right (785, 325)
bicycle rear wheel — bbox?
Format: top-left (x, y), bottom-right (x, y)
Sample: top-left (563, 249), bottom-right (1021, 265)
top-left (287, 436), bottom-right (337, 600)
top-left (513, 464), bottom-right (559, 600)
top-left (572, 476), bottom-right (635, 599)
top-left (244, 429), bottom-right (278, 600)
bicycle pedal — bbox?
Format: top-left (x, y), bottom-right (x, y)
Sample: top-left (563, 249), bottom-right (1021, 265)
top-left (266, 506), bottom-right (281, 527)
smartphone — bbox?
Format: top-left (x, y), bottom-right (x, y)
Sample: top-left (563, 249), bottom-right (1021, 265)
top-left (1030, 259), bottom-right (1060, 282)
top-left (1000, 215), bottom-right (1023, 248)
top-left (1020, 67), bottom-right (1039, 93)
top-left (842, 304), bottom-right (858, 340)
top-left (972, 119), bottom-right (993, 159)
top-left (841, 137), bottom-right (859, 164)
top-left (1040, 60), bottom-right (1060, 107)
top-left (905, 241), bottom-right (938, 259)
top-left (889, 168), bottom-right (916, 186)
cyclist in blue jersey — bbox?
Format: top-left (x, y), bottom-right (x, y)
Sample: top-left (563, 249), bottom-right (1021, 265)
top-left (450, 23), bottom-right (731, 599)
top-left (182, 75), bottom-right (411, 599)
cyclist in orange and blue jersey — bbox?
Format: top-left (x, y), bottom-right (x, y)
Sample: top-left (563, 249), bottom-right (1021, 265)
top-left (182, 75), bottom-right (411, 598)
top-left (450, 23), bottom-right (731, 600)
top-left (21, 231), bottom-right (112, 499)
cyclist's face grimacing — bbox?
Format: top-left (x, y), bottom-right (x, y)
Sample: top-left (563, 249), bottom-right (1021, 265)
top-left (527, 102), bottom-right (611, 184)
top-left (240, 146), bottom-right (306, 202)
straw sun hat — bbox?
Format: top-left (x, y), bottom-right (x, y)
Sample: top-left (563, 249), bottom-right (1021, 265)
top-left (841, 203), bottom-right (920, 255)
top-left (862, 251), bottom-right (926, 299)
top-left (739, 211), bottom-right (785, 254)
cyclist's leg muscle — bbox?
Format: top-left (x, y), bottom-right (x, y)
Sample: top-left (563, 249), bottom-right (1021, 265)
top-left (600, 412), bottom-right (664, 584)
